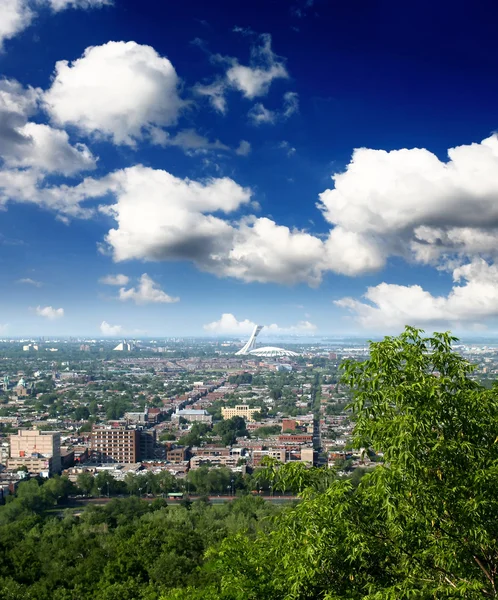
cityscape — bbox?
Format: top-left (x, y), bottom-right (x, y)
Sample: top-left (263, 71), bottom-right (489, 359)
top-left (1, 0), bottom-right (498, 598)
top-left (1, 327), bottom-right (497, 498)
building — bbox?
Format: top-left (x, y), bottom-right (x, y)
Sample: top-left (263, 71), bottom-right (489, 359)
top-left (300, 447), bottom-right (317, 465)
top-left (8, 428), bottom-right (61, 476)
top-left (139, 429), bottom-right (156, 460)
top-left (167, 447), bottom-right (190, 463)
top-left (234, 326), bottom-right (300, 358)
top-left (125, 411), bottom-right (148, 424)
top-left (113, 340), bottom-right (136, 351)
top-left (22, 344), bottom-right (39, 352)
top-left (278, 434), bottom-right (314, 445)
top-left (190, 455), bottom-right (239, 470)
top-left (221, 405), bottom-right (258, 422)
top-left (281, 418), bottom-right (297, 432)
top-left (171, 408), bottom-right (212, 423)
top-left (252, 449), bottom-right (286, 466)
top-left (91, 427), bottom-right (139, 463)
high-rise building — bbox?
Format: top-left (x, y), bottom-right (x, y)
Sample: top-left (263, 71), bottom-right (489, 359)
top-left (139, 429), bottom-right (156, 460)
top-left (91, 427), bottom-right (139, 463)
top-left (8, 429), bottom-right (61, 475)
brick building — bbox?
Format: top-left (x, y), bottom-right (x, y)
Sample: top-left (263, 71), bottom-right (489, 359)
top-left (91, 427), bottom-right (139, 463)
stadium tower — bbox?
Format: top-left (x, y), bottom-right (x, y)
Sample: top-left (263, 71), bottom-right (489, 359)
top-left (235, 325), bottom-right (264, 355)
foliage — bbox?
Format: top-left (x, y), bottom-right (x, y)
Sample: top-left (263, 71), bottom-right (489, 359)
top-left (0, 481), bottom-right (277, 600)
top-left (169, 327), bottom-right (498, 599)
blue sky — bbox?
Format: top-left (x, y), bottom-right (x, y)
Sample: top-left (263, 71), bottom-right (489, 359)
top-left (1, 0), bottom-right (498, 337)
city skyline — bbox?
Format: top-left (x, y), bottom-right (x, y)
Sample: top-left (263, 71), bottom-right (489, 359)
top-left (2, 1), bottom-right (498, 336)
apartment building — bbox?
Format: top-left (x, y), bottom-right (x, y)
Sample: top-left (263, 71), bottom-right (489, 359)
top-left (221, 405), bottom-right (258, 422)
top-left (8, 428), bottom-right (61, 475)
top-left (91, 427), bottom-right (139, 463)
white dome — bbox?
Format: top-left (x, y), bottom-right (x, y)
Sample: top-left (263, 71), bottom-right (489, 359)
top-left (248, 346), bottom-right (299, 358)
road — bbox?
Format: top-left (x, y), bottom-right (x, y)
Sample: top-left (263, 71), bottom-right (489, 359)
top-left (64, 494), bottom-right (299, 508)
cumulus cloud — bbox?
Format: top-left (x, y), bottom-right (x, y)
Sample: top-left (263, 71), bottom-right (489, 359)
top-left (204, 313), bottom-right (317, 334)
top-left (0, 323), bottom-right (8, 333)
top-left (101, 166), bottom-right (252, 263)
top-left (0, 0), bottom-right (110, 50)
top-left (204, 313), bottom-right (258, 335)
top-left (318, 134), bottom-right (498, 273)
top-left (0, 0), bottom-right (33, 50)
top-left (100, 320), bottom-right (122, 336)
top-left (16, 277), bottom-right (42, 286)
top-left (221, 217), bottom-right (327, 286)
top-left (99, 273), bottom-right (129, 286)
top-left (86, 167), bottom-right (327, 286)
top-left (44, 41), bottom-right (184, 145)
top-left (335, 259), bottom-right (498, 330)
top-left (35, 305), bottom-right (64, 319)
top-left (118, 273), bottom-right (179, 305)
top-left (7, 133), bottom-right (498, 290)
top-left (0, 79), bottom-right (96, 175)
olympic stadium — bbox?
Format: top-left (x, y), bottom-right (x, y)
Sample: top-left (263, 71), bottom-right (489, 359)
top-left (235, 325), bottom-right (299, 357)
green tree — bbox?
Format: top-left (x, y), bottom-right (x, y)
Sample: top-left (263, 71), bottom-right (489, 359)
top-left (195, 328), bottom-right (498, 599)
top-left (76, 471), bottom-right (95, 496)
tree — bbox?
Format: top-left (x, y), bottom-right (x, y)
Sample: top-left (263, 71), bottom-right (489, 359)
top-left (197, 328), bottom-right (498, 599)
top-left (93, 471), bottom-right (118, 497)
top-left (77, 471), bottom-right (94, 496)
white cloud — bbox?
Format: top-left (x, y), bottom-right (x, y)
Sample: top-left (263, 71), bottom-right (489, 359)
top-left (248, 103), bottom-right (275, 125)
top-left (35, 305), bottom-right (64, 319)
top-left (222, 217), bottom-right (327, 286)
top-left (46, 0), bottom-right (112, 12)
top-left (282, 91), bottom-right (299, 118)
top-left (318, 134), bottom-right (498, 274)
top-left (226, 34), bottom-right (288, 99)
top-left (194, 80), bottom-right (227, 114)
top-left (99, 273), bottom-right (129, 286)
top-left (0, 0), bottom-right (33, 49)
top-left (204, 313), bottom-right (317, 334)
top-left (0, 0), bottom-right (109, 50)
top-left (0, 323), bottom-right (8, 333)
top-left (100, 166), bottom-right (252, 263)
top-left (89, 167), bottom-right (327, 286)
top-left (4, 122), bottom-right (96, 174)
top-left (195, 34), bottom-right (292, 114)
top-left (204, 313), bottom-right (257, 334)
top-left (44, 41), bottom-right (184, 146)
top-left (100, 320), bottom-right (122, 336)
top-left (16, 277), bottom-right (42, 286)
top-left (235, 140), bottom-right (251, 156)
top-left (248, 92), bottom-right (299, 126)
top-left (8, 134), bottom-right (498, 290)
top-left (118, 273), bottom-right (179, 305)
top-left (0, 79), bottom-right (96, 175)
top-left (335, 259), bottom-right (498, 330)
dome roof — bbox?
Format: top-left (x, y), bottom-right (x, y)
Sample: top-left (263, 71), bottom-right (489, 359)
top-left (248, 346), bottom-right (299, 358)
